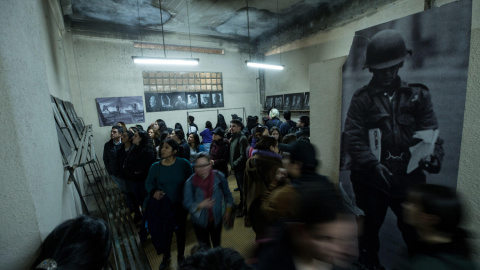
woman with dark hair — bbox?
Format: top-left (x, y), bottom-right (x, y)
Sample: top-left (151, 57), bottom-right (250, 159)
top-left (215, 114), bottom-right (227, 131)
top-left (247, 125), bottom-right (269, 158)
top-left (200, 121), bottom-right (214, 153)
top-left (116, 130), bottom-right (140, 222)
top-left (123, 130), bottom-right (156, 219)
top-left (171, 128), bottom-right (190, 161)
top-left (175, 122), bottom-right (184, 132)
top-left (243, 136), bottom-right (282, 239)
top-left (209, 127), bottom-right (229, 177)
top-left (154, 119), bottom-right (168, 133)
top-left (404, 184), bottom-right (476, 269)
top-left (188, 133), bottom-right (205, 164)
top-left (183, 153), bottom-right (234, 248)
top-left (31, 215), bottom-right (111, 270)
top-left (145, 138), bottom-right (193, 269)
top-left (269, 126), bottom-right (282, 144)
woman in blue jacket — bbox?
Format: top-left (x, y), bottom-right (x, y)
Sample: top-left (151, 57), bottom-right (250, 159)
top-left (183, 153), bottom-right (234, 248)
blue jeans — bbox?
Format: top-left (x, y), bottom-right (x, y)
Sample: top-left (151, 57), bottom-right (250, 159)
top-left (203, 143), bottom-right (211, 153)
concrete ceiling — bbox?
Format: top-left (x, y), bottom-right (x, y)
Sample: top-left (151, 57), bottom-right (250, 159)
top-left (60, 0), bottom-right (384, 53)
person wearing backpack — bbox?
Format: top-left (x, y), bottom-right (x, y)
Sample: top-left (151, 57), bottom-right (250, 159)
top-left (266, 108), bottom-right (283, 130)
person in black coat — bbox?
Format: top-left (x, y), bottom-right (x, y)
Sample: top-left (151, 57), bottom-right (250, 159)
top-left (123, 130), bottom-right (156, 218)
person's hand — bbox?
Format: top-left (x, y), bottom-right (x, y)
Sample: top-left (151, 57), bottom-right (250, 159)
top-left (223, 207), bottom-right (232, 224)
top-left (373, 163), bottom-right (392, 189)
top-left (153, 190), bottom-right (165, 200)
top-left (419, 154), bottom-right (441, 174)
top-left (198, 198), bottom-right (215, 209)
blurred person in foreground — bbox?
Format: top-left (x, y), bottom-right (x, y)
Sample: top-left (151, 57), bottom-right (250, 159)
top-left (183, 153), bottom-right (234, 248)
top-left (253, 140), bottom-right (358, 269)
top-left (31, 215), bottom-right (111, 270)
top-left (255, 181), bottom-right (358, 270)
top-left (404, 184), bottom-right (476, 270)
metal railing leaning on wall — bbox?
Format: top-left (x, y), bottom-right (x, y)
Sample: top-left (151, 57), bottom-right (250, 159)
top-left (51, 95), bottom-right (151, 270)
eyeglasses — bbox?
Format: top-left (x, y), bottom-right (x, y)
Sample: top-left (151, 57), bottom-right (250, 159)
top-left (194, 163), bottom-right (211, 169)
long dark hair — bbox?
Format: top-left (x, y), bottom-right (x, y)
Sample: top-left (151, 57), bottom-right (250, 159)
top-left (31, 215), bottom-right (111, 270)
top-left (156, 119), bottom-right (167, 133)
top-left (137, 130), bottom-right (153, 149)
top-left (174, 128), bottom-right (186, 142)
top-left (188, 132), bottom-right (201, 149)
top-left (216, 114), bottom-right (227, 130)
top-left (205, 121), bottom-right (213, 131)
top-left (255, 136), bottom-right (278, 151)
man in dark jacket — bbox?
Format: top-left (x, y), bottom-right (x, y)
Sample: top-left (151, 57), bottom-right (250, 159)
top-left (229, 119), bottom-right (248, 217)
top-left (103, 126), bottom-right (129, 193)
top-left (344, 29), bottom-right (444, 269)
top-left (294, 115), bottom-right (310, 139)
top-left (279, 110), bottom-right (297, 136)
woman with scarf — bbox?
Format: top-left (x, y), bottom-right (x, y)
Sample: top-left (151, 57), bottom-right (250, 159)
top-left (243, 136), bottom-right (282, 239)
top-left (183, 153), bottom-right (234, 248)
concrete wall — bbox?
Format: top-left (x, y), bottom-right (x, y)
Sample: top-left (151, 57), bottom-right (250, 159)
top-left (264, 0), bottom-right (480, 263)
top-left (0, 1), bottom-right (81, 269)
top-left (69, 35), bottom-right (260, 161)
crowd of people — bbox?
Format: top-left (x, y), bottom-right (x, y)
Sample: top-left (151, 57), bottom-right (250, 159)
top-left (32, 109), bottom-right (474, 270)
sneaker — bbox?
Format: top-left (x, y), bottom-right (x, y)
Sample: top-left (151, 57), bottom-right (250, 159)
top-left (159, 255), bottom-right (171, 270)
top-left (234, 187), bottom-right (240, 191)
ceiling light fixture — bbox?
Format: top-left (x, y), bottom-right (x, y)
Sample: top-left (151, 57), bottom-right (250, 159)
top-left (133, 0), bottom-right (199, 66)
top-left (133, 57), bottom-right (199, 65)
top-left (245, 0), bottom-right (284, 71)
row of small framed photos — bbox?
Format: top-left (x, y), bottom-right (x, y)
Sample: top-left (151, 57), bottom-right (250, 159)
top-left (145, 91), bottom-right (224, 112)
top-left (265, 92), bottom-right (310, 111)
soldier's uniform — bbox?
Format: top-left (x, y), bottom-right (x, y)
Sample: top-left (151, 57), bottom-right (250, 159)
top-left (344, 29), bottom-right (444, 268)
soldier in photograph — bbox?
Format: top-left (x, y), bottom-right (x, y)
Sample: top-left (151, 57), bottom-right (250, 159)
top-left (344, 29), bottom-right (444, 269)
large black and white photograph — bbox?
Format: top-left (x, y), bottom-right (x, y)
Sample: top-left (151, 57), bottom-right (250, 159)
top-left (172, 92), bottom-right (187, 110)
top-left (96, 96), bottom-right (145, 127)
top-left (339, 1), bottom-right (471, 269)
top-left (303, 92), bottom-right (310, 110)
top-left (264, 96), bottom-right (274, 110)
top-left (273, 95), bottom-right (283, 110)
top-left (186, 93), bottom-right (200, 109)
top-left (199, 93), bottom-right (211, 108)
top-left (291, 93), bottom-right (304, 110)
top-left (211, 91), bottom-right (224, 108)
top-left (159, 93), bottom-right (173, 111)
top-left (145, 93), bottom-right (161, 112)
top-left (282, 94), bottom-right (292, 110)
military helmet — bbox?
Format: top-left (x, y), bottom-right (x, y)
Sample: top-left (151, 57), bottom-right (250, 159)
top-left (363, 29), bottom-right (412, 69)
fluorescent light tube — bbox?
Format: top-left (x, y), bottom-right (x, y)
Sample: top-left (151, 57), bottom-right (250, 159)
top-left (246, 61), bottom-right (284, 70)
top-left (133, 57), bottom-right (199, 65)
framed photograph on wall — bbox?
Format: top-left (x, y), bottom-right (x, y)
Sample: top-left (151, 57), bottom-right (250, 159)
top-left (211, 91), bottom-right (224, 108)
top-left (291, 93), bottom-right (304, 110)
top-left (171, 92), bottom-right (187, 110)
top-left (95, 96), bottom-right (145, 127)
top-left (159, 93), bottom-right (174, 111)
top-left (199, 93), bottom-right (212, 108)
top-left (264, 96), bottom-right (274, 111)
top-left (273, 95), bottom-right (284, 110)
top-left (303, 92), bottom-right (310, 110)
top-left (186, 92), bottom-right (200, 109)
